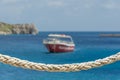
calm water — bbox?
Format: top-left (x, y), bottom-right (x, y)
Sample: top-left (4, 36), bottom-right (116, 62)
top-left (0, 32), bottom-right (120, 80)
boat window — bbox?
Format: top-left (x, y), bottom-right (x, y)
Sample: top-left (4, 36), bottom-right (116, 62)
top-left (48, 37), bottom-right (73, 43)
top-left (58, 38), bottom-right (72, 42)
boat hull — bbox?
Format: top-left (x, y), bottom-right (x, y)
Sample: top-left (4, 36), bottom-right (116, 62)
top-left (45, 44), bottom-right (74, 53)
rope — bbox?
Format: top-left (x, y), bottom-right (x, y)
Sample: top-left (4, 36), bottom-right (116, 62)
top-left (0, 52), bottom-right (120, 72)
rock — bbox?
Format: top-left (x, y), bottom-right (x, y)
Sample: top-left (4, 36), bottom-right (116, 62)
top-left (0, 22), bottom-right (39, 35)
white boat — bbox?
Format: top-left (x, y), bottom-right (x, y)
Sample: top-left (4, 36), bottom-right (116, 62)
top-left (43, 34), bottom-right (75, 53)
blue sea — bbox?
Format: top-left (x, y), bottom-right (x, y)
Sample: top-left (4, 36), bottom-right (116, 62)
top-left (0, 32), bottom-right (120, 80)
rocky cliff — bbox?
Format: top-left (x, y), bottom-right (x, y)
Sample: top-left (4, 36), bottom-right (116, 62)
top-left (0, 22), bottom-right (39, 35)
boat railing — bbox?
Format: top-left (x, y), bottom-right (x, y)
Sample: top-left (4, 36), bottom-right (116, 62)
top-left (43, 38), bottom-right (74, 44)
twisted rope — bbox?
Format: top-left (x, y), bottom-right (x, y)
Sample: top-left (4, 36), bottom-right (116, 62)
top-left (0, 52), bottom-right (120, 72)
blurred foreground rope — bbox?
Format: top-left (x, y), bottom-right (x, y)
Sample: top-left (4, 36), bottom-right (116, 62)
top-left (0, 52), bottom-right (120, 72)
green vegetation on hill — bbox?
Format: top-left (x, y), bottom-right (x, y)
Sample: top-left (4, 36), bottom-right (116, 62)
top-left (0, 22), bottom-right (13, 32)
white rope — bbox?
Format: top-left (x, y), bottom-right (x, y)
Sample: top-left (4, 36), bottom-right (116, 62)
top-left (0, 52), bottom-right (120, 72)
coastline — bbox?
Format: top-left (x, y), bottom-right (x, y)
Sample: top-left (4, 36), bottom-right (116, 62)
top-left (100, 34), bottom-right (120, 37)
top-left (0, 22), bottom-right (39, 35)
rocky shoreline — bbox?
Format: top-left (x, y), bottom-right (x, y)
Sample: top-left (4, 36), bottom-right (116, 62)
top-left (100, 34), bottom-right (120, 37)
top-left (0, 22), bottom-right (39, 35)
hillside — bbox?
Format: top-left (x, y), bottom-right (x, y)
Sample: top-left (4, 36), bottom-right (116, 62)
top-left (0, 22), bottom-right (39, 35)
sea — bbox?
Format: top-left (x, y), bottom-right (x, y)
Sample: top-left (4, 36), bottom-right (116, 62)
top-left (0, 32), bottom-right (120, 80)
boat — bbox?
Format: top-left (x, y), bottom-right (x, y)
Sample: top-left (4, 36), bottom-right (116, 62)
top-left (43, 34), bottom-right (75, 53)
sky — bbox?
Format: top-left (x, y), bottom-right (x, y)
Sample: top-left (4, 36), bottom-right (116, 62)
top-left (0, 0), bottom-right (120, 31)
